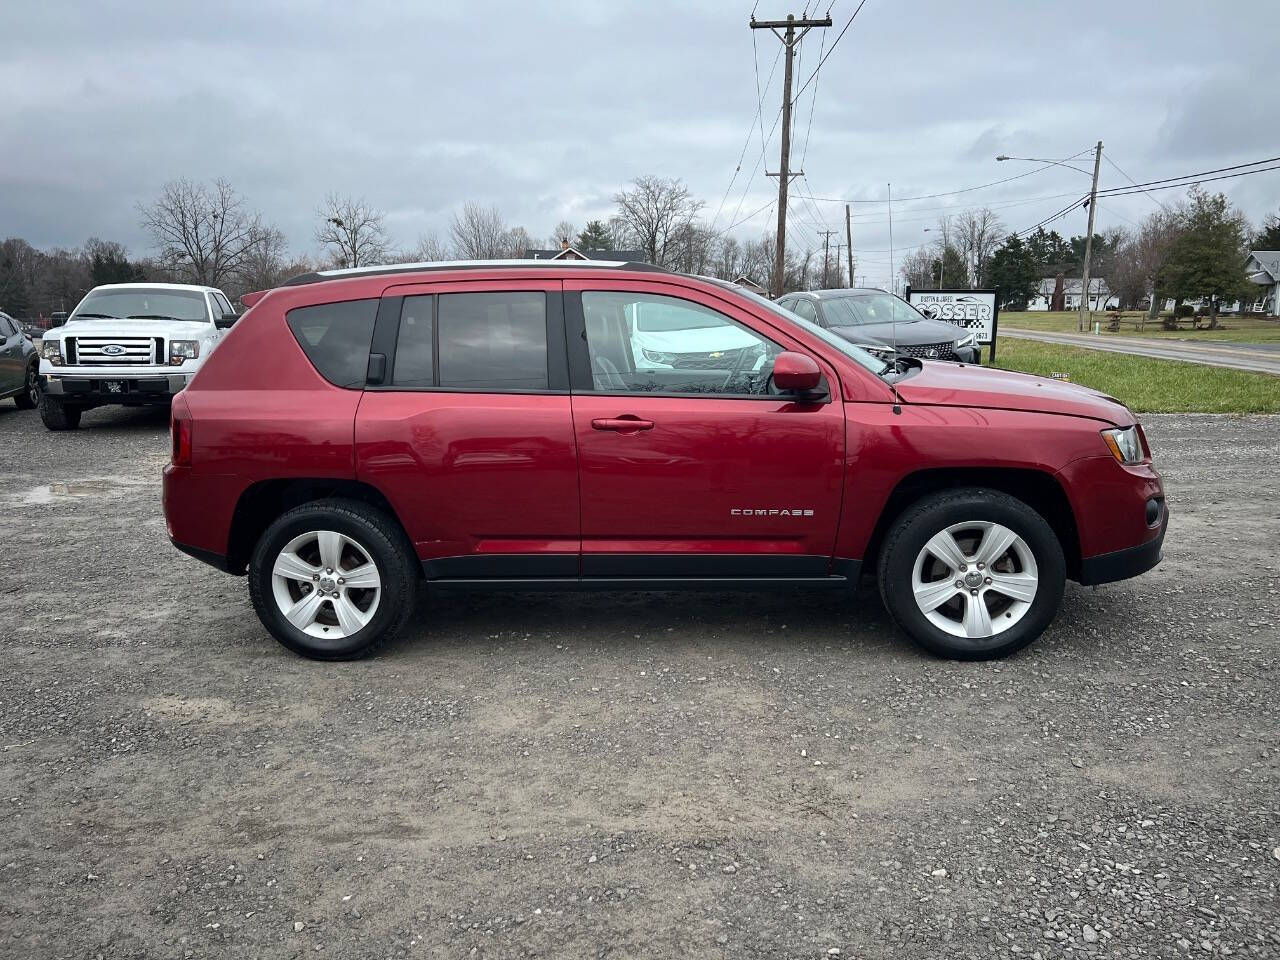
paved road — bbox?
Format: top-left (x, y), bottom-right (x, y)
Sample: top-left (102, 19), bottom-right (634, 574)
top-left (2, 404), bottom-right (1278, 958)
top-left (1003, 327), bottom-right (1280, 375)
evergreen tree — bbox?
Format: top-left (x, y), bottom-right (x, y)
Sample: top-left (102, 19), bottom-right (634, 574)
top-left (576, 220), bottom-right (614, 251)
top-left (985, 235), bottom-right (1039, 308)
top-left (1157, 187), bottom-right (1252, 329)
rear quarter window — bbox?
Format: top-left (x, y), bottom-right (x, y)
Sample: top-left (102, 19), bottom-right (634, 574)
top-left (286, 299), bottom-right (378, 388)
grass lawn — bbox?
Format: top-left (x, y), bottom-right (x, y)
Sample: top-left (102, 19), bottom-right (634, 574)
top-left (1000, 310), bottom-right (1280, 343)
top-left (991, 336), bottom-right (1280, 414)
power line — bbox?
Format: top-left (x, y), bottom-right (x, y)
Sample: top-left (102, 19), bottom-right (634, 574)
top-left (1103, 155), bottom-right (1171, 212)
top-left (796, 147), bottom-right (1094, 204)
top-left (709, 39), bottom-right (784, 232)
top-left (1097, 163), bottom-right (1280, 198)
top-left (1012, 196), bottom-right (1088, 238)
top-left (791, 0), bottom-right (871, 102)
top-left (1095, 155), bottom-right (1280, 195)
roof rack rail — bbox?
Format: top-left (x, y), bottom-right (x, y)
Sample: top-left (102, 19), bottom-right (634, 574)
top-left (281, 259), bottom-right (672, 287)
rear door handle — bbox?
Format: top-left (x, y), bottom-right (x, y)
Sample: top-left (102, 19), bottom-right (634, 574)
top-left (591, 416), bottom-right (654, 432)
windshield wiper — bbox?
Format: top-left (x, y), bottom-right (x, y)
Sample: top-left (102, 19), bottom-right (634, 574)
top-left (73, 312), bottom-right (118, 319)
top-left (128, 314), bottom-right (189, 322)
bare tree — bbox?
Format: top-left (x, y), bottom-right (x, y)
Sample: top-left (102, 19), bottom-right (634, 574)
top-left (900, 245), bottom-right (936, 289)
top-left (612, 176), bottom-right (704, 266)
top-left (138, 178), bottom-right (273, 286)
top-left (450, 202), bottom-right (509, 260)
top-left (314, 194), bottom-right (390, 269)
top-left (549, 220), bottom-right (576, 249)
top-left (956, 207), bottom-right (1005, 286)
top-left (411, 230), bottom-right (450, 262)
top-left (234, 226), bottom-right (304, 295)
top-left (503, 225), bottom-right (535, 259)
top-left (712, 236), bottom-right (743, 281)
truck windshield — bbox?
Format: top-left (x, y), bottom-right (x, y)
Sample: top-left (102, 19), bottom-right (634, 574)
top-left (71, 289), bottom-right (210, 322)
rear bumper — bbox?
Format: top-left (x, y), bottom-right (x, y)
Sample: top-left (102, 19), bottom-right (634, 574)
top-left (1078, 500), bottom-right (1169, 585)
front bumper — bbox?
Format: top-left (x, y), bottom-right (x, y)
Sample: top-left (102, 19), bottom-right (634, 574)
top-left (1078, 499), bottom-right (1169, 585)
top-left (42, 371), bottom-right (191, 403)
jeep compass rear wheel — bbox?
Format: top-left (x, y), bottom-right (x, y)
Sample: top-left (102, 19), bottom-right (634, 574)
top-left (878, 488), bottom-right (1065, 660)
top-left (249, 499), bottom-right (418, 660)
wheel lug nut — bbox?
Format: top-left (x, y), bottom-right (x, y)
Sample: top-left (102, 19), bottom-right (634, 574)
top-left (977, 562), bottom-right (985, 570)
top-left (337, 578), bottom-right (345, 585)
top-left (312, 574), bottom-right (319, 581)
top-left (958, 564), bottom-right (966, 571)
top-left (970, 589), bottom-right (978, 596)
top-left (954, 580), bottom-right (963, 588)
top-left (984, 577), bottom-right (992, 584)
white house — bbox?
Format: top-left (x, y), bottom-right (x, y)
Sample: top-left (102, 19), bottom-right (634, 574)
top-left (1026, 278), bottom-right (1118, 311)
top-left (1244, 250), bottom-right (1280, 315)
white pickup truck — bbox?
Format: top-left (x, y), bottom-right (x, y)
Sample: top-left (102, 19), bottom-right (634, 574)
top-left (38, 282), bottom-right (238, 430)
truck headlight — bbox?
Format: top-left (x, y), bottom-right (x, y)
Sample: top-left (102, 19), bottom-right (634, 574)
top-left (1102, 425), bottom-right (1144, 464)
top-left (954, 332), bottom-right (976, 349)
top-left (169, 340), bottom-right (200, 365)
top-left (42, 340), bottom-right (63, 366)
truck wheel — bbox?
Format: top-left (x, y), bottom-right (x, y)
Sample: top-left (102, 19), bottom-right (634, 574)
top-left (878, 488), bottom-right (1065, 660)
top-left (40, 395), bottom-right (82, 430)
top-left (248, 498), bottom-right (419, 660)
top-left (15, 363), bottom-right (39, 409)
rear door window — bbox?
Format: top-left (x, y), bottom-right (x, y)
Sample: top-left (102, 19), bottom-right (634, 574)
top-left (286, 299), bottom-right (378, 388)
top-left (436, 292), bottom-right (548, 390)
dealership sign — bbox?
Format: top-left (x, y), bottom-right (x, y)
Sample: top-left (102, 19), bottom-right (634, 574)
top-left (905, 288), bottom-right (1000, 361)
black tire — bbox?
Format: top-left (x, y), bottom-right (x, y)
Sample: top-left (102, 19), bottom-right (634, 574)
top-left (877, 487), bottom-right (1066, 661)
top-left (14, 363), bottom-right (39, 409)
top-left (40, 395), bottom-right (82, 430)
top-left (249, 498), bottom-right (419, 660)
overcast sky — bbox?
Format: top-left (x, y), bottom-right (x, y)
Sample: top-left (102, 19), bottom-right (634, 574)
top-left (4, 0), bottom-right (1277, 288)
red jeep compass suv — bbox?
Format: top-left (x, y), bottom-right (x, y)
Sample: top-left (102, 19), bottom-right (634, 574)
top-left (162, 261), bottom-right (1167, 661)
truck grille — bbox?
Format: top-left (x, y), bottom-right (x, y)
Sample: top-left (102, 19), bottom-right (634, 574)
top-left (899, 341), bottom-right (955, 361)
top-left (68, 336), bottom-right (161, 366)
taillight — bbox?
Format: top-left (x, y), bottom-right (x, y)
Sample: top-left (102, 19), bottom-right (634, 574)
top-left (171, 394), bottom-right (192, 466)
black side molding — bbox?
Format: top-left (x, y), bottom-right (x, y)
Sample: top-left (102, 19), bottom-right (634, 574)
top-left (171, 538), bottom-right (239, 575)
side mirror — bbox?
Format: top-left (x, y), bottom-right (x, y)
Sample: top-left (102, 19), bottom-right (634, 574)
top-left (50, 312), bottom-right (67, 328)
top-left (215, 312), bottom-right (239, 329)
top-left (772, 351), bottom-right (823, 393)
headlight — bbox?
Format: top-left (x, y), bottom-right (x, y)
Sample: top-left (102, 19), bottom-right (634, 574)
top-left (854, 343), bottom-right (895, 359)
top-left (954, 332), bottom-right (976, 349)
top-left (641, 348), bottom-right (677, 364)
top-left (42, 340), bottom-right (63, 366)
top-left (169, 340), bottom-right (200, 365)
top-left (1102, 426), bottom-right (1144, 464)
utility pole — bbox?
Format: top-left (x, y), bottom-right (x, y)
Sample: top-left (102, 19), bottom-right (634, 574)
top-left (752, 12), bottom-right (832, 298)
top-left (845, 204), bottom-right (854, 288)
top-left (1078, 139), bottom-right (1103, 332)
top-left (819, 229), bottom-right (838, 287)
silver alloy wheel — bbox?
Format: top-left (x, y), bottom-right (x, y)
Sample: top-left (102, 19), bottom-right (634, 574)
top-left (270, 530), bottom-right (382, 639)
top-left (911, 521), bottom-right (1039, 640)
top-left (26, 366), bottom-right (39, 405)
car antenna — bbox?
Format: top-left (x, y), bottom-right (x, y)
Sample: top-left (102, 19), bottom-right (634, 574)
top-left (887, 182), bottom-right (902, 416)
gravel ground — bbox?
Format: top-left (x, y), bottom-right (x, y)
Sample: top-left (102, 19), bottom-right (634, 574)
top-left (1, 404), bottom-right (1277, 960)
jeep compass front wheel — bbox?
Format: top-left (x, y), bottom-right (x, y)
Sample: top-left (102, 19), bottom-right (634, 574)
top-left (878, 488), bottom-right (1066, 660)
top-left (249, 499), bottom-right (418, 660)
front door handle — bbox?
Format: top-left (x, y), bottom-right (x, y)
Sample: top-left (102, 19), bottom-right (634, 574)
top-left (591, 415), bottom-right (654, 433)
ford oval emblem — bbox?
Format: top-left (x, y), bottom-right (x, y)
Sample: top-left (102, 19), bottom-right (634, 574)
top-left (102, 344), bottom-right (126, 356)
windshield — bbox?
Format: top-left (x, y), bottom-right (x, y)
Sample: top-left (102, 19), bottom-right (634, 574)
top-left (706, 280), bottom-right (892, 377)
top-left (823, 293), bottom-right (925, 327)
top-left (634, 300), bottom-right (724, 331)
top-left (71, 288), bottom-right (210, 322)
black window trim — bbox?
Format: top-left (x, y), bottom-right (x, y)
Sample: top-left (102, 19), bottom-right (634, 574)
top-left (564, 289), bottom-right (830, 403)
top-left (367, 288), bottom-right (570, 394)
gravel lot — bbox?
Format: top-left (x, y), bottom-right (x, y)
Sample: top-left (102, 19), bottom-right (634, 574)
top-left (1, 404), bottom-right (1277, 959)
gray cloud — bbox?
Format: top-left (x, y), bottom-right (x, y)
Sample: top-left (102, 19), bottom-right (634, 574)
top-left (4, 0), bottom-right (1277, 288)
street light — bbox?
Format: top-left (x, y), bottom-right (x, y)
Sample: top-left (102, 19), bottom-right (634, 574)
top-left (997, 143), bottom-right (1103, 331)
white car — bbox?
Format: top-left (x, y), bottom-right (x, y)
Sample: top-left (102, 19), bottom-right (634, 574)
top-left (38, 282), bottom-right (237, 430)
